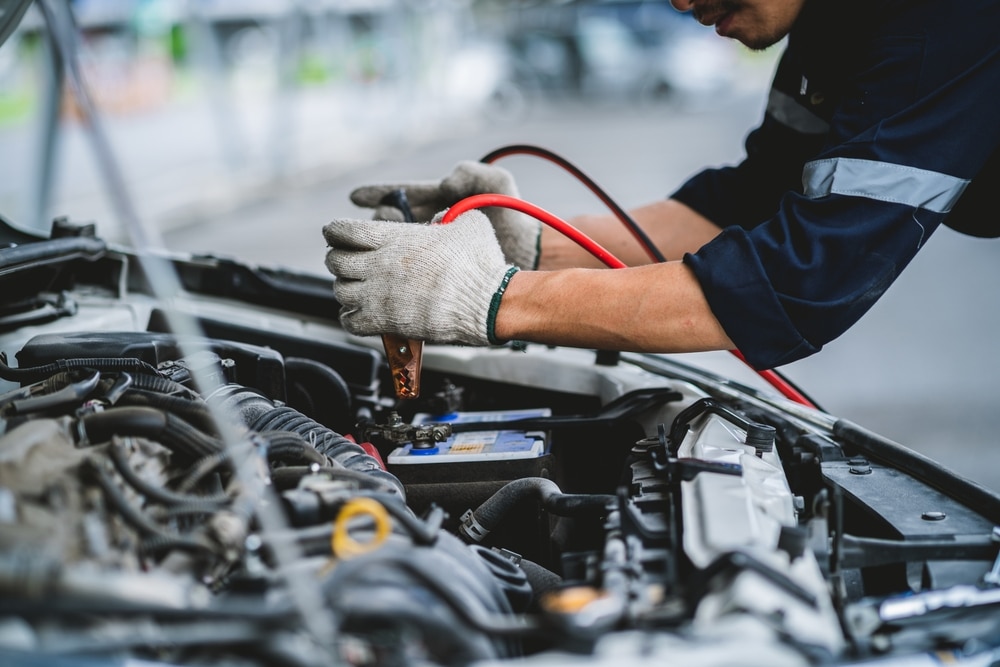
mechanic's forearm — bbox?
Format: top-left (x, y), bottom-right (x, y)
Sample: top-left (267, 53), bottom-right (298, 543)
top-left (494, 262), bottom-right (735, 353)
top-left (537, 199), bottom-right (722, 270)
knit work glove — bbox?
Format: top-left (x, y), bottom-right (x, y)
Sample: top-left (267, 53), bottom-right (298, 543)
top-left (323, 210), bottom-right (519, 346)
top-left (349, 160), bottom-right (542, 270)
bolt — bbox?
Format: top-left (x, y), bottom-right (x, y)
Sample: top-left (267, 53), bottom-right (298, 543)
top-left (921, 511), bottom-right (947, 521)
top-left (848, 458), bottom-right (872, 475)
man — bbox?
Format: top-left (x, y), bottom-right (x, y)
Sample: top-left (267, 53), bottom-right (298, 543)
top-left (324, 0), bottom-right (1000, 371)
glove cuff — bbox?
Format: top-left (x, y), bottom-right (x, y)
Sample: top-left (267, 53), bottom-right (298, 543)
top-left (498, 219), bottom-right (542, 270)
top-left (486, 266), bottom-right (520, 345)
top-left (531, 227), bottom-right (542, 270)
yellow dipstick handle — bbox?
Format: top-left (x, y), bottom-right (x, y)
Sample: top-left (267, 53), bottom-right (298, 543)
top-left (331, 497), bottom-right (392, 559)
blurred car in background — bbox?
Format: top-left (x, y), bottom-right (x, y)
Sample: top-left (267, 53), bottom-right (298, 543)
top-left (499, 0), bottom-right (739, 105)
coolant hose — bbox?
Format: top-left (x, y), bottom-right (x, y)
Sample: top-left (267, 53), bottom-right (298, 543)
top-left (79, 406), bottom-right (223, 461)
top-left (251, 406), bottom-right (405, 498)
top-left (459, 477), bottom-right (614, 543)
top-left (117, 390), bottom-right (218, 436)
top-left (518, 558), bottom-right (563, 600)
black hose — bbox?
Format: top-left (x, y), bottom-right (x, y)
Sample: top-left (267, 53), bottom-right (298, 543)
top-left (117, 389), bottom-right (219, 436)
top-left (107, 440), bottom-right (230, 508)
top-left (517, 559), bottom-right (563, 600)
top-left (366, 492), bottom-right (443, 546)
top-left (84, 458), bottom-right (216, 557)
top-left (5, 369), bottom-right (101, 415)
top-left (138, 535), bottom-right (218, 558)
top-left (176, 451), bottom-right (231, 493)
top-left (251, 406), bottom-right (404, 498)
top-left (80, 406), bottom-right (223, 462)
top-left (459, 477), bottom-right (614, 543)
top-left (259, 431), bottom-right (330, 467)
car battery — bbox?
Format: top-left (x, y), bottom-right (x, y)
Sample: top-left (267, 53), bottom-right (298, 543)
top-left (386, 409), bottom-right (553, 518)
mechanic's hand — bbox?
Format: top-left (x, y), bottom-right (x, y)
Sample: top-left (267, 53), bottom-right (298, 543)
top-left (349, 160), bottom-right (542, 270)
top-left (323, 210), bottom-right (518, 346)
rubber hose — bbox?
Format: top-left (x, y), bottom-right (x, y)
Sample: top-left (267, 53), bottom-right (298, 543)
top-left (118, 390), bottom-right (219, 436)
top-left (259, 431), bottom-right (330, 467)
top-left (364, 491), bottom-right (442, 545)
top-left (107, 441), bottom-right (230, 507)
top-left (517, 558), bottom-right (563, 601)
top-left (461, 478), bottom-right (614, 543)
top-left (138, 535), bottom-right (217, 558)
top-left (85, 458), bottom-right (213, 557)
top-left (176, 452), bottom-right (231, 493)
top-left (81, 406), bottom-right (223, 462)
top-left (251, 406), bottom-right (404, 498)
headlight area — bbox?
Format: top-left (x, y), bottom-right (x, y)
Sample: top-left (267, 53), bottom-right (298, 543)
top-left (0, 325), bottom-right (998, 667)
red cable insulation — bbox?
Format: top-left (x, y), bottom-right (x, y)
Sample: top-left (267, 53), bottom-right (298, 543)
top-left (442, 193), bottom-right (817, 409)
top-left (480, 145), bottom-right (666, 263)
top-left (442, 194), bottom-right (627, 269)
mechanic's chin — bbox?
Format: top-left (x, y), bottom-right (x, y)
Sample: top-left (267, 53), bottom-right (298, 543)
top-left (718, 14), bottom-right (788, 51)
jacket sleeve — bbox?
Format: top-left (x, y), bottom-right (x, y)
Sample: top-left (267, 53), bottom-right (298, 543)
top-left (674, 3), bottom-right (1000, 370)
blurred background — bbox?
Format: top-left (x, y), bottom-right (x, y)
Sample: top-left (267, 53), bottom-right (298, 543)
top-left (0, 0), bottom-right (757, 237)
top-left (1, 0), bottom-right (998, 491)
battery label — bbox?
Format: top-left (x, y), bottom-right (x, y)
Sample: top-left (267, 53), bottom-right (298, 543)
top-left (387, 409), bottom-right (550, 465)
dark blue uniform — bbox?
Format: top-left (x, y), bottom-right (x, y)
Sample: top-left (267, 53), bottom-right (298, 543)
top-left (675, 0), bottom-right (1000, 369)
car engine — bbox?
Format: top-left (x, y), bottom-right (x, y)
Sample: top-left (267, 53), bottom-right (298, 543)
top-left (1, 230), bottom-right (999, 667)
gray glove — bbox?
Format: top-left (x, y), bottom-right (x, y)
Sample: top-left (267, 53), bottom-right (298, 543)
top-left (323, 210), bottom-right (519, 346)
top-left (349, 160), bottom-right (542, 270)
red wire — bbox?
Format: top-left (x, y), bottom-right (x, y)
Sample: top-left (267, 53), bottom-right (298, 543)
top-left (442, 193), bottom-right (818, 409)
top-left (729, 350), bottom-right (817, 408)
top-left (441, 194), bottom-right (627, 269)
top-left (480, 144), bottom-right (667, 263)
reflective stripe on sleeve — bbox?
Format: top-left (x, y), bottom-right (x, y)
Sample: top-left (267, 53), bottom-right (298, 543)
top-left (766, 89), bottom-right (829, 134)
top-left (803, 157), bottom-right (970, 213)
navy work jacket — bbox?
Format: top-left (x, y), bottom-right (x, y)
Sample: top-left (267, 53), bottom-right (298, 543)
top-left (675, 0), bottom-right (1000, 370)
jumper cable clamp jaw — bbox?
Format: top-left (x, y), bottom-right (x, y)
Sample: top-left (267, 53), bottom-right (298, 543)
top-left (377, 188), bottom-right (425, 400)
top-left (382, 334), bottom-right (423, 399)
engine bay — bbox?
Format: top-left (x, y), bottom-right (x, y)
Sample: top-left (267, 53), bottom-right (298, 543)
top-left (1, 235), bottom-right (999, 667)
